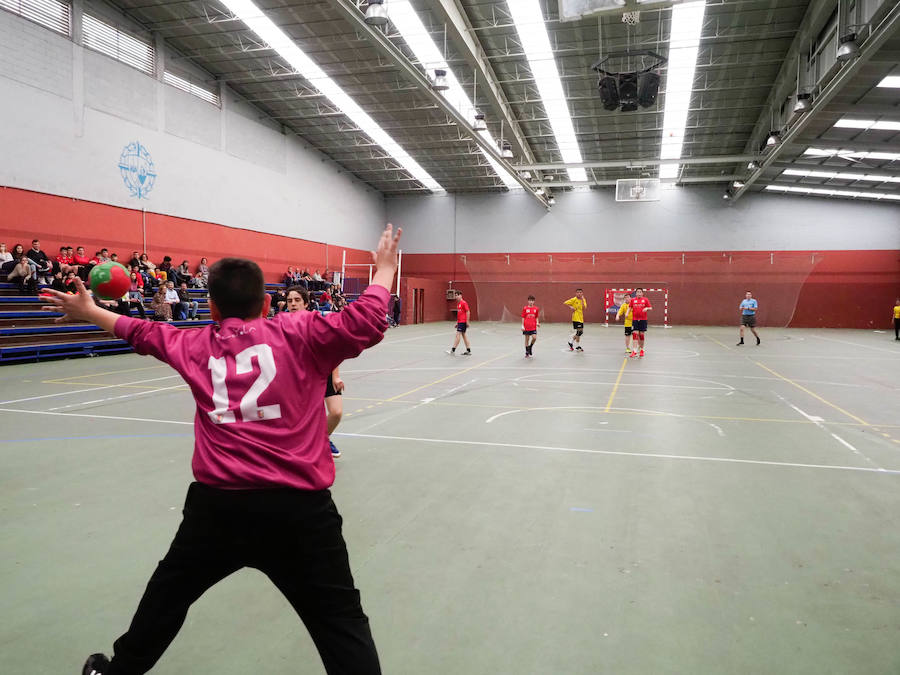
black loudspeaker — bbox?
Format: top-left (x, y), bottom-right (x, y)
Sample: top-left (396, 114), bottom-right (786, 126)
top-left (637, 70), bottom-right (660, 108)
top-left (598, 75), bottom-right (619, 111)
top-left (618, 72), bottom-right (638, 112)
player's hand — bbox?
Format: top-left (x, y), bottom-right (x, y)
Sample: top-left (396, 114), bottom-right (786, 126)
top-left (333, 377), bottom-right (345, 393)
top-left (371, 223), bottom-right (402, 273)
top-left (40, 278), bottom-right (95, 323)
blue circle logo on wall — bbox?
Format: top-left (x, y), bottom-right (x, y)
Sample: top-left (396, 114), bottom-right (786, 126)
top-left (118, 142), bottom-right (157, 199)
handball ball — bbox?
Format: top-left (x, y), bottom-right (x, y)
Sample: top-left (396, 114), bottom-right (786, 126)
top-left (89, 261), bottom-right (131, 300)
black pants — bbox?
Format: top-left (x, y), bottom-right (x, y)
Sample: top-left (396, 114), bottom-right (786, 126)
top-left (894, 317), bottom-right (899, 339)
top-left (107, 483), bottom-right (380, 675)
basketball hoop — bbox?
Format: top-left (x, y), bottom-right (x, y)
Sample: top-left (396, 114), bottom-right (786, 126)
top-left (622, 10), bottom-right (640, 25)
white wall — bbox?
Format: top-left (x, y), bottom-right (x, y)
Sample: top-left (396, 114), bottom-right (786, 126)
top-left (0, 9), bottom-right (385, 250)
top-left (387, 186), bottom-right (900, 254)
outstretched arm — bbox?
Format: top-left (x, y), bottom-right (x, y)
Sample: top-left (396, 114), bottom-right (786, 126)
top-left (40, 278), bottom-right (119, 333)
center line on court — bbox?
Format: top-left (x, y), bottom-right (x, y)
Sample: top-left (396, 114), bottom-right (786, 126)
top-left (604, 357), bottom-right (628, 412)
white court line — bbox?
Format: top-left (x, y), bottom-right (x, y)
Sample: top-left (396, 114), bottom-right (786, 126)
top-left (354, 378), bottom-right (478, 433)
top-left (383, 331), bottom-right (449, 344)
top-left (0, 374), bottom-right (181, 405)
top-left (512, 378), bottom-right (732, 391)
top-left (334, 432), bottom-right (900, 475)
top-left (0, 407), bottom-right (192, 425)
top-left (47, 383), bottom-right (189, 411)
top-left (810, 334), bottom-right (900, 356)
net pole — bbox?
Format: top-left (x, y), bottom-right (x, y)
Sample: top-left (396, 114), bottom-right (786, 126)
top-left (368, 264), bottom-right (372, 286)
top-left (396, 249), bottom-right (402, 295)
top-left (604, 289), bottom-right (610, 327)
top-left (341, 250), bottom-right (346, 293)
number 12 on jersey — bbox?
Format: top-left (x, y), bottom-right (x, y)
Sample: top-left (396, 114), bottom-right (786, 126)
top-left (207, 344), bottom-right (282, 424)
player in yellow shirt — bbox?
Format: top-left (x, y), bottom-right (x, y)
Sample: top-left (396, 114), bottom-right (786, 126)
top-left (616, 295), bottom-right (634, 354)
top-left (893, 298), bottom-right (900, 341)
top-left (564, 288), bottom-right (587, 352)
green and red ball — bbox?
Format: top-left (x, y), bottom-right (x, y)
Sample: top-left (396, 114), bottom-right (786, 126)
top-left (89, 261), bottom-right (131, 300)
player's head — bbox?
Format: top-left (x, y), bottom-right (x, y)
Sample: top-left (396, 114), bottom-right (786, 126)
top-left (745, 291), bottom-right (752, 298)
top-left (286, 285), bottom-right (309, 313)
top-left (455, 290), bottom-right (463, 299)
top-left (208, 258), bottom-right (270, 321)
top-left (575, 288), bottom-right (583, 298)
top-left (635, 288), bottom-right (644, 297)
top-left (527, 295), bottom-right (535, 306)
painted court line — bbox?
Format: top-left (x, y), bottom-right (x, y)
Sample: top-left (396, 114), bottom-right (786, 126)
top-left (46, 383), bottom-right (189, 411)
top-left (605, 357), bottom-right (628, 412)
top-left (0, 407), bottom-right (193, 426)
top-left (334, 432), bottom-right (900, 476)
top-left (810, 334), bottom-right (900, 356)
top-left (0, 374), bottom-right (182, 406)
top-left (755, 361), bottom-right (869, 426)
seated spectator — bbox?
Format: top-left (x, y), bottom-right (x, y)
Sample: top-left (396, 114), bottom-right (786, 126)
top-left (0, 243), bottom-right (12, 267)
top-left (157, 255), bottom-right (175, 281)
top-left (72, 246), bottom-right (91, 279)
top-left (196, 257), bottom-right (210, 285)
top-left (110, 253), bottom-right (120, 265)
top-left (283, 267), bottom-right (295, 286)
top-left (7, 256), bottom-right (36, 293)
top-left (2, 244), bottom-right (25, 274)
top-left (175, 260), bottom-right (191, 286)
top-left (137, 253), bottom-right (156, 289)
top-left (51, 271), bottom-right (66, 293)
top-left (97, 248), bottom-right (111, 264)
top-left (165, 280), bottom-right (183, 319)
top-left (129, 266), bottom-right (144, 290)
top-left (64, 271), bottom-right (79, 293)
top-left (319, 289), bottom-right (331, 307)
top-left (88, 251), bottom-right (102, 266)
top-left (150, 285), bottom-right (172, 321)
top-left (190, 272), bottom-right (206, 289)
top-left (177, 283), bottom-right (199, 320)
top-left (56, 246), bottom-right (76, 276)
top-left (312, 269), bottom-right (325, 291)
top-left (128, 251), bottom-right (141, 269)
top-left (126, 279), bottom-right (148, 320)
top-left (64, 246), bottom-right (82, 277)
top-left (26, 239), bottom-right (56, 284)
top-left (272, 288), bottom-right (287, 313)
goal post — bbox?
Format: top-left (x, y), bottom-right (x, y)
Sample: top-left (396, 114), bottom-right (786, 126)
top-left (604, 287), bottom-right (669, 327)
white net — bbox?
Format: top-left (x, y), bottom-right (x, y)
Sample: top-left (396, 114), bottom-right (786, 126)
top-left (622, 10), bottom-right (640, 24)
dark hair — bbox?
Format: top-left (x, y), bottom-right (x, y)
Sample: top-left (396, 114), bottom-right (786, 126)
top-left (208, 258), bottom-right (266, 319)
top-left (746, 290), bottom-right (752, 293)
top-left (100, 248), bottom-right (108, 253)
top-left (576, 287), bottom-right (583, 292)
top-left (286, 285), bottom-right (310, 307)
top-left (527, 295), bottom-right (535, 300)
top-left (32, 239), bottom-right (39, 244)
top-left (454, 290), bottom-right (463, 296)
top-left (636, 287), bottom-right (644, 292)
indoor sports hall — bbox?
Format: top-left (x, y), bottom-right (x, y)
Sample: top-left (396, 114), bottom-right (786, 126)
top-left (0, 0), bottom-right (898, 674)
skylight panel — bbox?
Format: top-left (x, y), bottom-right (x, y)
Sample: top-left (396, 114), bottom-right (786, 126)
top-left (658, 1), bottom-right (706, 180)
top-left (507, 0), bottom-right (587, 182)
top-left (0, 0), bottom-right (69, 34)
top-left (833, 118), bottom-right (900, 131)
top-left (83, 13), bottom-right (154, 75)
top-left (765, 185), bottom-right (900, 201)
top-left (782, 168), bottom-right (900, 183)
top-left (387, 1), bottom-right (520, 189)
top-left (220, 0), bottom-right (443, 193)
top-left (877, 75), bottom-right (900, 88)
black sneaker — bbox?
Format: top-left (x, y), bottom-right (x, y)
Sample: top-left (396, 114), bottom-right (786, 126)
top-left (575, 346), bottom-right (584, 352)
top-left (736, 340), bottom-right (744, 346)
top-left (462, 350), bottom-right (471, 356)
top-left (567, 342), bottom-right (574, 351)
top-left (756, 337), bottom-right (761, 345)
top-left (83, 654), bottom-right (110, 675)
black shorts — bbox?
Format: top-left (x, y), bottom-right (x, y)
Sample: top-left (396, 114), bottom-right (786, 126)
top-left (325, 374), bottom-right (341, 398)
top-left (741, 314), bottom-right (757, 327)
top-left (456, 322), bottom-right (468, 333)
top-left (624, 326), bottom-right (633, 336)
top-left (522, 329), bottom-right (537, 336)
top-left (572, 322), bottom-right (584, 331)
top-left (633, 319), bottom-right (648, 332)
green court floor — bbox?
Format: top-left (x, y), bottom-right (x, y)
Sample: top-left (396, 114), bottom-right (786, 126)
top-left (1, 323), bottom-right (898, 674)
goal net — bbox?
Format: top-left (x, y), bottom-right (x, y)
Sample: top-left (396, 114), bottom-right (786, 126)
top-left (604, 288), bottom-right (669, 326)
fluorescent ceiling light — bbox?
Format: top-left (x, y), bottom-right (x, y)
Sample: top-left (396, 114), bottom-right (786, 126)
top-left (507, 0), bottom-right (588, 182)
top-left (833, 118), bottom-right (900, 131)
top-left (765, 185), bottom-right (900, 201)
top-left (803, 147), bottom-right (900, 161)
top-left (388, 2), bottom-right (520, 189)
top-left (782, 168), bottom-right (900, 183)
top-left (219, 0), bottom-right (443, 192)
top-left (658, 1), bottom-right (707, 180)
top-left (877, 75), bottom-right (900, 88)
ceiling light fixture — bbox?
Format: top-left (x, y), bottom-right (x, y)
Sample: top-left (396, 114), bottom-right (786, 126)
top-left (507, 0), bottom-right (588, 182)
top-left (792, 92), bottom-right (812, 114)
top-left (836, 33), bottom-right (859, 62)
top-left (782, 168), bottom-right (900, 183)
top-left (765, 130), bottom-right (782, 148)
top-left (432, 69), bottom-right (449, 91)
top-left (501, 141), bottom-right (514, 159)
top-left (472, 111), bottom-right (486, 131)
top-left (386, 2), bottom-right (521, 189)
top-left (747, 160), bottom-right (759, 170)
top-left (732, 181), bottom-right (744, 188)
top-left (364, 0), bottom-right (388, 26)
top-left (877, 75), bottom-right (900, 88)
top-left (658, 1), bottom-right (707, 180)
top-left (536, 187), bottom-right (545, 195)
top-left (803, 147), bottom-right (900, 161)
top-left (547, 195), bottom-right (556, 205)
top-left (219, 0), bottom-right (443, 192)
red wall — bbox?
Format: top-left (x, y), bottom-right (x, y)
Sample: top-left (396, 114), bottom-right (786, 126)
top-left (401, 251), bottom-right (900, 329)
top-left (0, 186), bottom-right (372, 281)
top-left (400, 277), bottom-right (452, 323)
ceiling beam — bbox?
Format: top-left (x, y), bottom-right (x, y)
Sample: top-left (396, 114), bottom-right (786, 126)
top-left (788, 139), bottom-right (900, 153)
top-left (532, 175), bottom-right (741, 188)
top-left (327, 0), bottom-right (547, 206)
top-left (515, 155), bottom-right (758, 171)
top-left (423, 0), bottom-right (536, 165)
top-left (733, 0), bottom-right (900, 201)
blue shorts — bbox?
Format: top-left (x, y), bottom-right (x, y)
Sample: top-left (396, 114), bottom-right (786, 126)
top-left (633, 320), bottom-right (648, 332)
top-left (456, 322), bottom-right (468, 333)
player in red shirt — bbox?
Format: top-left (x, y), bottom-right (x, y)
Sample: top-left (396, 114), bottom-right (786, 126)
top-left (521, 295), bottom-right (540, 358)
top-left (629, 288), bottom-right (652, 358)
top-left (447, 289), bottom-right (472, 355)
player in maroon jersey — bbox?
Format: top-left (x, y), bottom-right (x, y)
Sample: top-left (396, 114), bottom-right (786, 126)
top-left (629, 288), bottom-right (652, 358)
top-left (521, 295), bottom-right (540, 357)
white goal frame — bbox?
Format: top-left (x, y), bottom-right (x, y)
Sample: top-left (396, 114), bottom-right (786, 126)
top-left (604, 287), bottom-right (669, 327)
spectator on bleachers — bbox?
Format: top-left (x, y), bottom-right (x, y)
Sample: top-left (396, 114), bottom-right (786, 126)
top-left (2, 244), bottom-right (25, 274)
top-left (125, 284), bottom-right (148, 320)
top-left (50, 270), bottom-right (66, 293)
top-left (97, 249), bottom-right (111, 264)
top-left (73, 246), bottom-right (91, 278)
top-left (129, 251), bottom-right (141, 269)
top-left (65, 247), bottom-right (82, 277)
top-left (150, 285), bottom-right (172, 321)
top-left (332, 286), bottom-right (347, 312)
top-left (110, 253), bottom-right (120, 265)
top-left (26, 239), bottom-right (56, 284)
top-left (392, 294), bottom-right (401, 326)
top-left (158, 255), bottom-right (175, 282)
top-left (191, 271), bottom-right (206, 289)
top-left (177, 283), bottom-right (199, 320)
top-left (64, 271), bottom-right (79, 293)
top-left (56, 246), bottom-right (77, 276)
top-left (175, 260), bottom-right (191, 286)
top-left (8, 256), bottom-right (36, 293)
top-left (196, 257), bottom-right (210, 285)
top-left (283, 267), bottom-right (295, 286)
top-left (0, 243), bottom-right (12, 267)
top-left (165, 280), bottom-right (183, 319)
top-left (272, 288), bottom-right (287, 313)
top-left (129, 270), bottom-right (144, 294)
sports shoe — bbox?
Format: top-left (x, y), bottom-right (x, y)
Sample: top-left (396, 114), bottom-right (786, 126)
top-left (639, 349), bottom-right (645, 358)
top-left (568, 342), bottom-right (574, 351)
top-left (756, 336), bottom-right (761, 345)
top-left (329, 440), bottom-right (341, 458)
top-left (462, 350), bottom-right (472, 356)
top-left (575, 346), bottom-right (584, 352)
top-left (83, 653), bottom-right (110, 675)
top-left (446, 349), bottom-right (455, 355)
top-left (736, 340), bottom-right (744, 346)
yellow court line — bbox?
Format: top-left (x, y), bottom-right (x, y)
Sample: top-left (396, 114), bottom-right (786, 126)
top-left (605, 357), bottom-right (628, 412)
top-left (754, 361), bottom-right (869, 426)
top-left (384, 352), bottom-right (513, 403)
top-left (704, 335), bottom-right (734, 351)
top-left (43, 364), bottom-right (167, 384)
